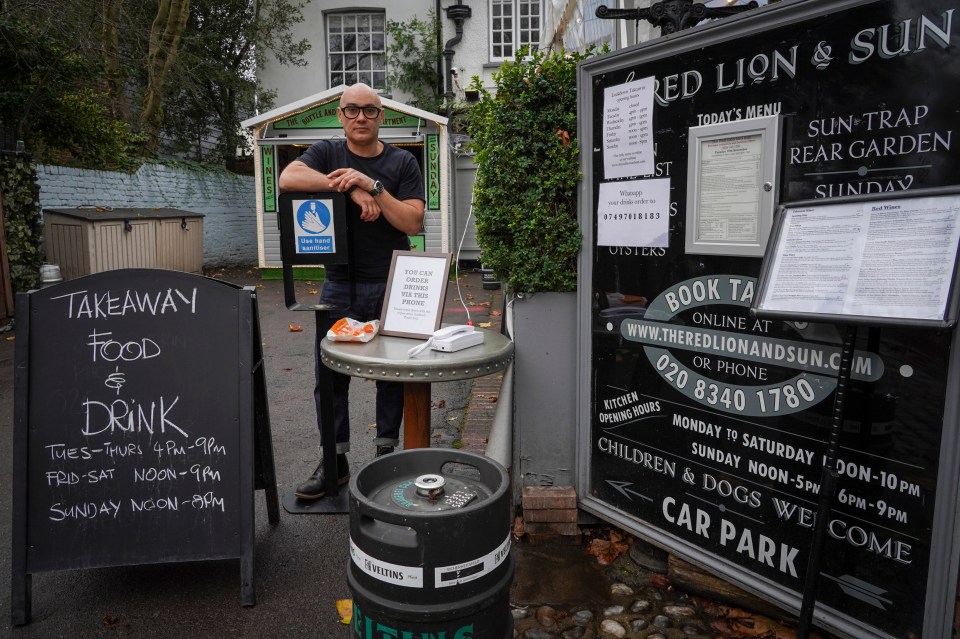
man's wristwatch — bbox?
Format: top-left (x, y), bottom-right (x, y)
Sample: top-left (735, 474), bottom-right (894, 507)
top-left (368, 180), bottom-right (384, 196)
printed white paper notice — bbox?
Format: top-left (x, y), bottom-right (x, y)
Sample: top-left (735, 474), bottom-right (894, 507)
top-left (597, 179), bottom-right (671, 247)
top-left (761, 195), bottom-right (960, 321)
top-left (603, 78), bottom-right (655, 179)
top-left (696, 134), bottom-right (763, 243)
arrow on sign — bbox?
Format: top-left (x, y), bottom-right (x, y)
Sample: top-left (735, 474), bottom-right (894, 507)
top-left (822, 573), bottom-right (893, 610)
top-left (606, 480), bottom-right (653, 502)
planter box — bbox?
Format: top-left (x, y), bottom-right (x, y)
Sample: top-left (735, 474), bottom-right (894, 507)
top-left (511, 291), bottom-right (578, 498)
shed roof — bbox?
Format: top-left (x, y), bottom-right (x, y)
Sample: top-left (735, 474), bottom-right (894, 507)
top-left (241, 84), bottom-right (448, 130)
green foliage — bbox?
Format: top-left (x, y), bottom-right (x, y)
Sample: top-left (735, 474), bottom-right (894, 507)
top-left (52, 90), bottom-right (147, 171)
top-left (0, 0), bottom-right (311, 168)
top-left (0, 155), bottom-right (43, 293)
top-left (0, 15), bottom-right (144, 171)
top-left (160, 0), bottom-right (311, 162)
top-left (385, 12), bottom-right (444, 114)
top-left (467, 46), bottom-right (598, 294)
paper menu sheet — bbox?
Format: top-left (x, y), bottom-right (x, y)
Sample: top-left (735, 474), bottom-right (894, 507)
top-left (696, 133), bottom-right (763, 243)
top-left (603, 78), bottom-right (655, 180)
top-left (760, 196), bottom-right (960, 321)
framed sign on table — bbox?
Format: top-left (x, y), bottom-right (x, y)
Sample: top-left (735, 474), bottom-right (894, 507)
top-left (380, 251), bottom-right (452, 338)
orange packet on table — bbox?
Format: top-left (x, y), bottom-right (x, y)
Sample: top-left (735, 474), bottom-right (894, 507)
top-left (326, 317), bottom-right (379, 343)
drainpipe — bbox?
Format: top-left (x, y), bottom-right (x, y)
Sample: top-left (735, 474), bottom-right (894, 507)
top-left (443, 1), bottom-right (472, 113)
top-left (435, 0), bottom-right (444, 101)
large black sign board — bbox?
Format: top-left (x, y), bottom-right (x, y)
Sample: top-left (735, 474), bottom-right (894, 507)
top-left (11, 269), bottom-right (279, 624)
top-left (578, 1), bottom-right (960, 637)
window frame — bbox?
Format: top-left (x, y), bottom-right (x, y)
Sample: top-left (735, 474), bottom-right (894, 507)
top-left (489, 0), bottom-right (542, 63)
top-left (325, 10), bottom-right (387, 89)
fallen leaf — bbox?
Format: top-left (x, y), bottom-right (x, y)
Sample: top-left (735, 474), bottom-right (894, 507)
top-left (5, 336), bottom-right (13, 341)
top-left (722, 612), bottom-right (798, 639)
top-left (288, 324), bottom-right (303, 332)
top-left (308, 289), bottom-right (319, 295)
top-left (692, 595), bottom-right (728, 617)
top-left (649, 574), bottom-right (671, 589)
top-left (512, 515), bottom-right (525, 539)
top-left (556, 128), bottom-right (571, 145)
top-left (586, 537), bottom-right (629, 565)
top-left (336, 599), bottom-right (353, 624)
top-left (491, 310), bottom-right (502, 317)
top-left (101, 614), bottom-right (121, 626)
top-left (435, 399), bottom-right (447, 408)
top-left (477, 322), bottom-right (492, 328)
top-left (465, 294), bottom-right (475, 300)
top-left (489, 397), bottom-right (498, 403)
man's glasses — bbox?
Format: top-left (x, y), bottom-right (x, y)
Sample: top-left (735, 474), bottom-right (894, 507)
top-left (341, 105), bottom-right (382, 119)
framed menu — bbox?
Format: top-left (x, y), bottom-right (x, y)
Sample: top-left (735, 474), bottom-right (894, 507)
top-left (685, 114), bottom-right (781, 257)
top-left (753, 187), bottom-right (960, 328)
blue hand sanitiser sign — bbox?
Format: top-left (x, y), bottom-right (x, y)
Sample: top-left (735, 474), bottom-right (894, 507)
top-left (294, 199), bottom-right (336, 254)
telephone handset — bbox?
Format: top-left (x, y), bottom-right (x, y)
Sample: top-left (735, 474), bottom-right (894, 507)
top-left (407, 324), bottom-right (484, 357)
top-left (432, 324), bottom-right (475, 340)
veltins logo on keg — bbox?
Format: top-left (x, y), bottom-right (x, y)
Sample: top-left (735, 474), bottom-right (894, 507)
top-left (618, 275), bottom-right (884, 417)
top-left (293, 198), bottom-right (336, 254)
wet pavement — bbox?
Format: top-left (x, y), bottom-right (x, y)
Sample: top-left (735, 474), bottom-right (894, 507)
top-left (0, 266), bottom-right (805, 639)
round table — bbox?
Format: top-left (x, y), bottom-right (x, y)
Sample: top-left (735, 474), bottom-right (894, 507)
top-left (320, 328), bottom-right (514, 448)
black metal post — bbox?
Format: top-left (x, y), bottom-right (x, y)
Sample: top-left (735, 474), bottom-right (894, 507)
top-left (796, 323), bottom-right (859, 638)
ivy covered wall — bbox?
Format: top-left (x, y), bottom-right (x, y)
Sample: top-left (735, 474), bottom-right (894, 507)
top-left (0, 153), bottom-right (43, 293)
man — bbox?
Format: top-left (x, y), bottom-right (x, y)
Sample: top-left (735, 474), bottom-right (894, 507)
top-left (278, 83), bottom-right (425, 499)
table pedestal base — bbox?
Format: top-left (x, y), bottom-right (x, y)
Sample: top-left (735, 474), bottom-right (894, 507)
top-left (404, 382), bottom-right (431, 449)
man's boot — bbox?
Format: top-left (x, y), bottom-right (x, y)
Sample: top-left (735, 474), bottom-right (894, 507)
top-left (294, 454), bottom-right (349, 500)
top-left (376, 445), bottom-right (395, 457)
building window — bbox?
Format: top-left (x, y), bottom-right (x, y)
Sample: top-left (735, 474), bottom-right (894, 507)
top-left (327, 12), bottom-right (386, 89)
top-left (490, 0), bottom-right (541, 62)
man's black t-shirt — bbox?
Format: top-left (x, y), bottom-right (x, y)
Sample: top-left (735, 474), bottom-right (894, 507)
top-left (298, 139), bottom-right (425, 281)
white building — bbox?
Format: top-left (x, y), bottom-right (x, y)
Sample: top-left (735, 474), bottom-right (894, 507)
top-left (257, 1), bottom-right (648, 108)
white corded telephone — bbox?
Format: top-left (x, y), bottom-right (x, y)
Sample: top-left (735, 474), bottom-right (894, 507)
top-left (432, 324), bottom-right (475, 340)
top-left (407, 324), bottom-right (484, 357)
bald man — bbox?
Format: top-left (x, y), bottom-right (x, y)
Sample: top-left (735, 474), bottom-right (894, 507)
top-left (279, 83), bottom-right (425, 499)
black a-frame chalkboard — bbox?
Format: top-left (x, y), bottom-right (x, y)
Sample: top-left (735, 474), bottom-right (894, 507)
top-left (10, 268), bottom-right (279, 625)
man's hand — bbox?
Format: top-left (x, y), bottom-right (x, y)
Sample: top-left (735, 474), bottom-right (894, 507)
top-left (328, 168), bottom-right (374, 194)
top-left (350, 189), bottom-right (381, 222)
top-left (329, 168), bottom-right (382, 222)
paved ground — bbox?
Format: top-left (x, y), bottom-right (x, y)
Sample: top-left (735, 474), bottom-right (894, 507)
top-left (0, 267), bottom-right (806, 639)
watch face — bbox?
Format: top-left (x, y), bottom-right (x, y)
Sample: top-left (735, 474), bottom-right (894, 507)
top-left (370, 181), bottom-right (384, 196)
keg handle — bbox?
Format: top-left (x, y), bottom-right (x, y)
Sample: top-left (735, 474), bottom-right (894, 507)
top-left (357, 514), bottom-right (419, 549)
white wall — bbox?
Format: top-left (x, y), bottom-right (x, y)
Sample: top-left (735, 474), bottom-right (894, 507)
top-left (261, 3), bottom-right (428, 107)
